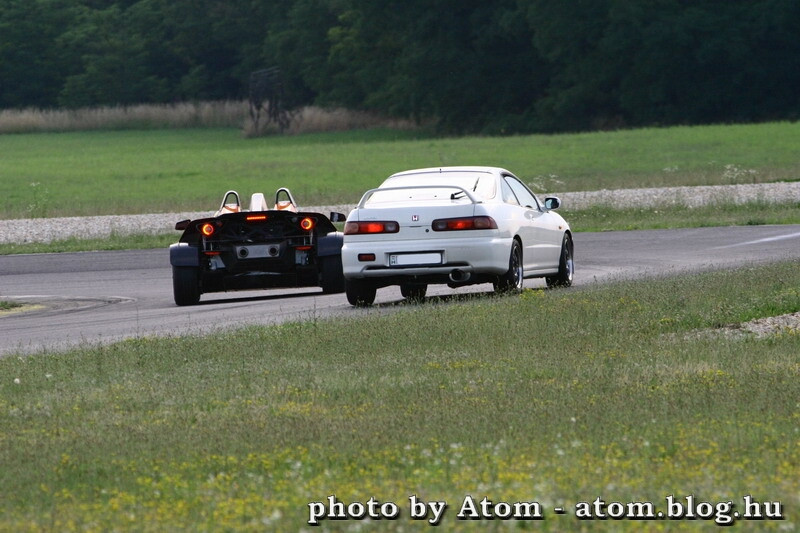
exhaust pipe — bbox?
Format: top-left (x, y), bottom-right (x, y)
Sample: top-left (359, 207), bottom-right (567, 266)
top-left (449, 269), bottom-right (471, 282)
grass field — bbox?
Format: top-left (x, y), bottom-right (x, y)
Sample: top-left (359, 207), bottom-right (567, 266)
top-left (2, 261), bottom-right (799, 531)
top-left (2, 120), bottom-right (799, 531)
top-left (2, 121), bottom-right (799, 219)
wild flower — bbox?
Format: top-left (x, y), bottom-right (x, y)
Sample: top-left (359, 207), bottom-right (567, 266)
top-left (723, 163), bottom-right (758, 183)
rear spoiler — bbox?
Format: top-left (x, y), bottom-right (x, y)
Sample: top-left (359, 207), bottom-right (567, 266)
top-left (356, 185), bottom-right (481, 209)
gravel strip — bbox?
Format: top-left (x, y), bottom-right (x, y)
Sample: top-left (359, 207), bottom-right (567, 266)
top-left (0, 211), bottom-right (212, 245)
top-left (2, 182), bottom-right (799, 245)
top-left (556, 181), bottom-right (800, 210)
top-left (0, 206), bottom-right (351, 245)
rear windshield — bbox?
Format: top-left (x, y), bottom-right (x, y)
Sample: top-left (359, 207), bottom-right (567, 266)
top-left (369, 173), bottom-right (496, 204)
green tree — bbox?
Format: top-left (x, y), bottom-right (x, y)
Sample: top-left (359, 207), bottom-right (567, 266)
top-left (525, 0), bottom-right (800, 130)
top-left (524, 0), bottom-right (619, 131)
top-left (262, 0), bottom-right (340, 108)
top-left (2, 0), bottom-right (798, 132)
top-left (323, 0), bottom-right (545, 133)
top-left (58, 4), bottom-right (169, 107)
top-left (0, 0), bottom-right (78, 108)
top-left (613, 1), bottom-right (759, 124)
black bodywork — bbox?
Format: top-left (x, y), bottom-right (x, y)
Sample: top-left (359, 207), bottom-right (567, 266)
top-left (169, 209), bottom-right (345, 306)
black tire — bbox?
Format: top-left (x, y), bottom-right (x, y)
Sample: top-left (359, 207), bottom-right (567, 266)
top-left (546, 233), bottom-right (574, 288)
top-left (494, 239), bottom-right (524, 294)
top-left (320, 255), bottom-right (345, 294)
top-left (400, 283), bottom-right (427, 301)
top-left (345, 279), bottom-right (377, 306)
top-left (173, 266), bottom-right (201, 306)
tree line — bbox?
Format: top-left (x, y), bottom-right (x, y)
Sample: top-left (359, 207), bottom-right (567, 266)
top-left (1, 0), bottom-right (798, 133)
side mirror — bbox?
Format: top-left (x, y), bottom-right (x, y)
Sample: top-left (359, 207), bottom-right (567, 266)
top-left (329, 212), bottom-right (347, 223)
top-left (175, 219), bottom-right (191, 231)
top-left (544, 197), bottom-right (561, 210)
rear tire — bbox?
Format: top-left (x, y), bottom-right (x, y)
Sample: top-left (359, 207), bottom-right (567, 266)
top-left (400, 283), bottom-right (427, 301)
top-left (494, 239), bottom-right (523, 294)
top-left (546, 233), bottom-right (574, 288)
top-left (320, 255), bottom-right (345, 294)
top-left (345, 279), bottom-right (377, 306)
top-left (173, 266), bottom-right (201, 306)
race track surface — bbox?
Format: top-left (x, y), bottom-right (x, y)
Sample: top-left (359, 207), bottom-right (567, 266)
top-left (2, 225), bottom-right (799, 355)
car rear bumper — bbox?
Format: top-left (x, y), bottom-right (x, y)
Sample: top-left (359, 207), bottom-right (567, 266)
top-left (342, 235), bottom-right (511, 279)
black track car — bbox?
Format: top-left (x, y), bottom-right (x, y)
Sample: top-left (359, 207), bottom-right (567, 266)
top-left (169, 188), bottom-right (346, 306)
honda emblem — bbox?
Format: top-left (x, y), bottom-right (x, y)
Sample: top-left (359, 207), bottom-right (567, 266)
top-left (412, 215), bottom-right (419, 222)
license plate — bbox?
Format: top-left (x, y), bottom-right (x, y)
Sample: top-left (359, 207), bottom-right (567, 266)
top-left (389, 253), bottom-right (442, 266)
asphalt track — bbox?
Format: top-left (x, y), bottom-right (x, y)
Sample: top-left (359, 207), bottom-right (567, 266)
top-left (2, 225), bottom-right (799, 356)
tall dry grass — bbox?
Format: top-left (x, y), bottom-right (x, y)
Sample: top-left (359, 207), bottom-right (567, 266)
top-left (271, 106), bottom-right (417, 135)
top-left (0, 101), bottom-right (417, 135)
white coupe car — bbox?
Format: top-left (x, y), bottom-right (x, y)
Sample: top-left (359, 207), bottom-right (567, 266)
top-left (341, 166), bottom-right (574, 306)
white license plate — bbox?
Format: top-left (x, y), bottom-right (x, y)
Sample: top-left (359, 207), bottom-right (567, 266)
top-left (390, 253), bottom-right (442, 266)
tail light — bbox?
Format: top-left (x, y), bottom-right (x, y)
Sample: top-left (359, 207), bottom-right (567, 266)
top-left (431, 216), bottom-right (497, 231)
top-left (300, 217), bottom-right (315, 231)
top-left (246, 214), bottom-right (267, 222)
top-left (200, 223), bottom-right (216, 236)
top-left (344, 221), bottom-right (400, 235)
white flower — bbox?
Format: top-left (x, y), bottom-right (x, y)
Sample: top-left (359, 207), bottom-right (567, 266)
top-left (13, 378), bottom-right (21, 385)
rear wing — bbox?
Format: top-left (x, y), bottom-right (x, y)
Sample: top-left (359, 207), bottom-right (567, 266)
top-left (356, 185), bottom-right (481, 209)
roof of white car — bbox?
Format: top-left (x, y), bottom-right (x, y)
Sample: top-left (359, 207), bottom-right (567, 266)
top-left (387, 166), bottom-right (512, 179)
top-left (367, 167), bottom-right (506, 206)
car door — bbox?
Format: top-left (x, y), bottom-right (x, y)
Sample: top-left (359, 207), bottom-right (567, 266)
top-left (503, 175), bottom-right (562, 270)
top-left (499, 177), bottom-right (537, 271)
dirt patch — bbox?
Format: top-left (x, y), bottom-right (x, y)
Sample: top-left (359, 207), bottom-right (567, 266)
top-left (0, 303), bottom-right (46, 317)
top-left (0, 296), bottom-right (134, 318)
top-left (690, 312), bottom-right (800, 340)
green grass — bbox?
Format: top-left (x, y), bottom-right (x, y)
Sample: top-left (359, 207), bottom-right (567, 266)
top-left (0, 300), bottom-right (21, 311)
top-left (2, 262), bottom-right (799, 531)
top-left (2, 121), bottom-right (799, 219)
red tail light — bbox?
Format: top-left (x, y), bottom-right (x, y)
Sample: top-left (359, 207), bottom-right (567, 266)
top-left (431, 216), bottom-right (497, 231)
top-left (344, 221), bottom-right (400, 235)
top-left (300, 217), bottom-right (315, 231)
top-left (200, 223), bottom-right (215, 236)
top-left (246, 215), bottom-right (267, 221)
